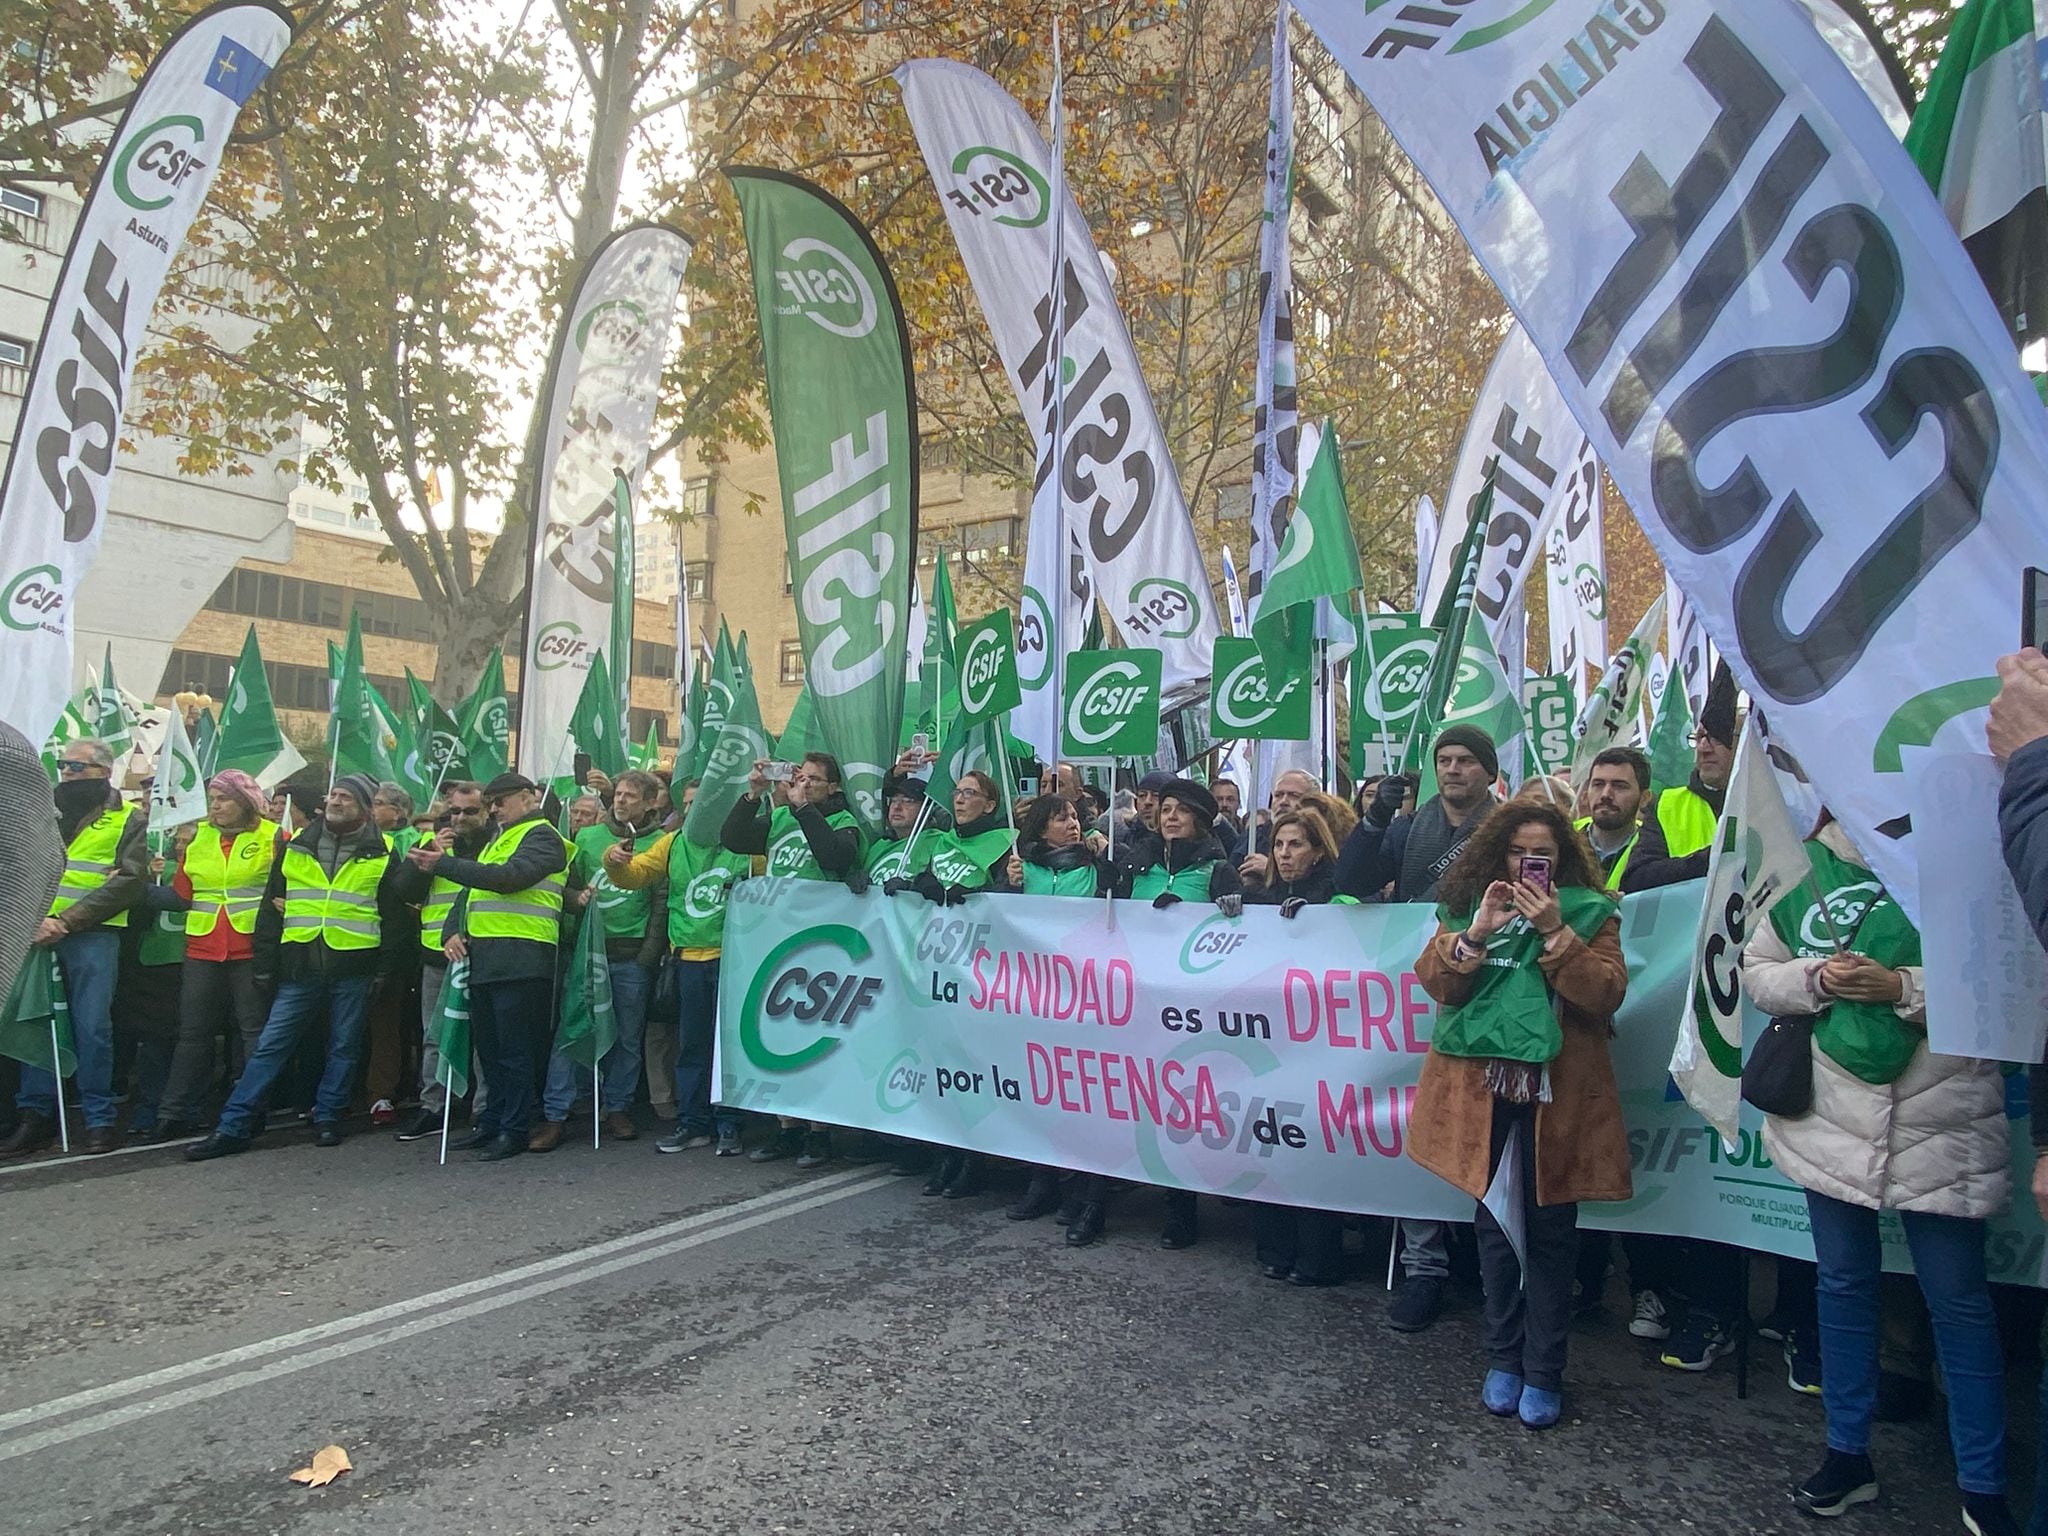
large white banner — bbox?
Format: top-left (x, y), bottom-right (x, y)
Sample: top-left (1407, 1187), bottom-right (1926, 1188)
top-left (1292, 0), bottom-right (2048, 924)
top-left (1421, 325), bottom-right (1584, 666)
top-left (0, 2), bottom-right (293, 744)
top-left (515, 224), bottom-right (690, 779)
top-left (896, 60), bottom-right (1223, 706)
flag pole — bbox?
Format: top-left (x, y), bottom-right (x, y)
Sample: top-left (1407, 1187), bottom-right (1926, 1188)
top-left (51, 999), bottom-right (69, 1154)
top-left (438, 1064), bottom-right (451, 1167)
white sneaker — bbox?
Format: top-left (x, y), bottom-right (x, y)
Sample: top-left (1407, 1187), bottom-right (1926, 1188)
top-left (1628, 1289), bottom-right (1671, 1341)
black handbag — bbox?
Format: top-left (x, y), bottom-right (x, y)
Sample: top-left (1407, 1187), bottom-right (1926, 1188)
top-left (1740, 1016), bottom-right (1816, 1116)
top-left (1738, 882), bottom-right (1888, 1119)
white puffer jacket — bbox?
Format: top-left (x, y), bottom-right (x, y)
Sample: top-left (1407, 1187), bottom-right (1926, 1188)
top-left (1744, 824), bottom-right (2011, 1220)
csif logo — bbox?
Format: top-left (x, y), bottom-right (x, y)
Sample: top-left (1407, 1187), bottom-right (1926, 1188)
top-left (534, 621), bottom-right (587, 671)
top-left (1066, 658), bottom-right (1152, 749)
top-left (682, 865), bottom-right (737, 921)
top-left (575, 298), bottom-right (651, 365)
top-left (773, 238), bottom-right (876, 338)
top-left (1123, 577), bottom-right (1198, 642)
top-left (945, 145), bottom-right (1049, 227)
top-left (1178, 913), bottom-right (1250, 974)
top-left (1017, 587), bottom-right (1051, 684)
top-left (1573, 562), bottom-right (1608, 620)
top-left (1215, 650), bottom-right (1298, 732)
top-left (2, 563), bottom-right (66, 634)
top-left (114, 115), bottom-right (208, 212)
top-left (1801, 883), bottom-right (1883, 952)
top-left (958, 624), bottom-right (1005, 715)
top-left (707, 725), bottom-right (769, 785)
top-left (1364, 638), bottom-right (1435, 720)
top-left (738, 925), bottom-right (885, 1072)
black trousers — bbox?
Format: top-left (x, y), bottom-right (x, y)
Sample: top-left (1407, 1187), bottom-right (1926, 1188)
top-left (471, 976), bottom-right (553, 1139)
top-left (1474, 1100), bottom-right (1580, 1393)
top-left (1250, 1203), bottom-right (1344, 1282)
top-left (157, 960), bottom-right (266, 1124)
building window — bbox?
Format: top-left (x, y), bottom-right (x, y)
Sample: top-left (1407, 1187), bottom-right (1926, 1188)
top-left (631, 639), bottom-right (677, 680)
top-left (684, 561), bottom-right (710, 602)
top-left (0, 335), bottom-right (27, 368)
top-left (680, 475), bottom-right (715, 521)
top-left (205, 567), bottom-right (435, 641)
top-left (626, 707), bottom-right (667, 747)
top-left (778, 639), bottom-right (804, 686)
top-left (0, 185), bottom-right (44, 220)
top-left (919, 515), bottom-right (1020, 567)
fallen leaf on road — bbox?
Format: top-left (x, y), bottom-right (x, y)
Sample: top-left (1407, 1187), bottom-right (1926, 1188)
top-left (288, 1446), bottom-right (352, 1487)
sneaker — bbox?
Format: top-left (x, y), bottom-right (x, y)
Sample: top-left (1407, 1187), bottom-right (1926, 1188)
top-left (656, 1132), bottom-right (714, 1154)
top-left (1961, 1491), bottom-right (2023, 1536)
top-left (394, 1107), bottom-right (445, 1142)
top-left (1785, 1329), bottom-right (1822, 1396)
top-left (370, 1098), bottom-right (397, 1126)
top-left (1794, 1450), bottom-right (1877, 1517)
top-left (1629, 1289), bottom-right (1672, 1341)
top-left (1755, 1310), bottom-right (1793, 1345)
top-left (1660, 1312), bottom-right (1734, 1372)
top-left (749, 1129), bottom-right (800, 1163)
top-left (794, 1131), bottom-right (834, 1170)
top-left (1385, 1275), bottom-right (1448, 1333)
top-left (714, 1127), bottom-right (743, 1157)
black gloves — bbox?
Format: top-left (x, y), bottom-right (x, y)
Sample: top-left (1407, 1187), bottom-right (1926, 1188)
top-left (1152, 892), bottom-right (1182, 909)
top-left (882, 877), bottom-right (914, 898)
top-left (1367, 774), bottom-right (1412, 829)
top-left (1216, 893), bottom-right (1244, 918)
top-left (1279, 897), bottom-right (1306, 920)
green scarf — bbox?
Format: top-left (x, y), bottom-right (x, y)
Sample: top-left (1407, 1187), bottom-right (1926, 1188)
top-left (1430, 887), bottom-right (1614, 1064)
top-left (916, 825), bottom-right (1017, 891)
top-left (1767, 839), bottom-right (1921, 1085)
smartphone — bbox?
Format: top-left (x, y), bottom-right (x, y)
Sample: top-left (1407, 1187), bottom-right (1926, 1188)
top-left (1018, 774), bottom-right (1037, 797)
top-left (572, 751), bottom-right (592, 788)
top-left (910, 731), bottom-right (930, 758)
top-left (764, 759), bottom-right (794, 783)
top-left (2025, 567), bottom-right (2048, 650)
top-left (1519, 855), bottom-right (1552, 893)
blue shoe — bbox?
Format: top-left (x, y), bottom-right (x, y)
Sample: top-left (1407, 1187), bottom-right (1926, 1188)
top-left (1482, 1370), bottom-right (1523, 1416)
top-left (1518, 1385), bottom-right (1562, 1429)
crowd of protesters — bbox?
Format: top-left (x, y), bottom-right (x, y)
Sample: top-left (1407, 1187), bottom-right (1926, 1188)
top-left (6, 653), bottom-right (2048, 1533)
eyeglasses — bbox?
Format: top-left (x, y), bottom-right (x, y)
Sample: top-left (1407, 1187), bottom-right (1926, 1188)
top-left (57, 760), bottom-right (97, 775)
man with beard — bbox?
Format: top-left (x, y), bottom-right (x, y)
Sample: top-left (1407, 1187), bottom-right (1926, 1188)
top-left (1576, 748), bottom-right (1651, 889)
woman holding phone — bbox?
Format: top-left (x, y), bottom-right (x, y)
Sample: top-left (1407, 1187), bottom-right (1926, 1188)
top-left (1408, 802), bottom-right (1629, 1429)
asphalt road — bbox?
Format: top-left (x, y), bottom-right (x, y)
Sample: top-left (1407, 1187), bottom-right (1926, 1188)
top-left (0, 1118), bottom-right (2028, 1536)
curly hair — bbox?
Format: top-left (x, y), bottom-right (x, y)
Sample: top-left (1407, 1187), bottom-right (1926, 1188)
top-left (1434, 801), bottom-right (1609, 916)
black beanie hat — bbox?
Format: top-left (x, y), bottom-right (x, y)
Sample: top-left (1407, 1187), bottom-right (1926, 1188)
top-left (1431, 724), bottom-right (1499, 781)
top-left (1700, 660), bottom-right (1739, 747)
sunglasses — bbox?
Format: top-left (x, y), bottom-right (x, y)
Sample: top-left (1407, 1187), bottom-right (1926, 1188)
top-left (57, 760), bottom-right (99, 775)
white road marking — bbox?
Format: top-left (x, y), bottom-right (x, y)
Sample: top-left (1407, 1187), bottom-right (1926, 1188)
top-left (0, 1169), bottom-right (891, 1461)
top-left (0, 1135), bottom-right (201, 1176)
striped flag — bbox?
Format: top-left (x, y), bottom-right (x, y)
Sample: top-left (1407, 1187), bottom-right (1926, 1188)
top-left (1905, 0), bottom-right (2048, 348)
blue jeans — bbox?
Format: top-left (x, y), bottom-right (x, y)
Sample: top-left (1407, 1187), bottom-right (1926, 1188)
top-left (216, 975), bottom-right (375, 1139)
top-left (672, 957), bottom-right (735, 1136)
top-left (542, 958), bottom-right (650, 1119)
top-left (1804, 1188), bottom-right (2006, 1495)
top-left (17, 930), bottom-right (121, 1129)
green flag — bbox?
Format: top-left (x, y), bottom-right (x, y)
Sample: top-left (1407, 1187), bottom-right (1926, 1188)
top-left (1062, 649), bottom-right (1162, 760)
top-left (610, 472), bottom-right (636, 720)
top-left (191, 705), bottom-right (219, 779)
top-left (1404, 476), bottom-right (1495, 783)
top-left (87, 643), bottom-right (134, 764)
top-left (1645, 659), bottom-right (1695, 794)
top-left (692, 623), bottom-right (736, 783)
top-left (556, 898), bottom-right (617, 1077)
top-left (214, 625), bottom-right (307, 788)
top-left (0, 950), bottom-right (74, 1078)
top-left (683, 638), bottom-right (770, 845)
top-left (922, 552), bottom-right (961, 743)
top-left (730, 167), bottom-right (916, 835)
top-left (1250, 421), bottom-right (1363, 677)
top-left (1351, 612), bottom-right (1436, 775)
top-left (955, 609), bottom-right (1022, 727)
top-left (568, 650), bottom-right (628, 781)
top-left (1569, 593), bottom-right (1668, 786)
top-left (332, 611), bottom-right (398, 783)
top-left (1903, 0), bottom-right (2048, 349)
top-left (629, 721), bottom-right (661, 772)
top-left (1210, 635), bottom-right (1310, 741)
top-left (671, 666), bottom-right (707, 809)
top-left (455, 648), bottom-right (511, 784)
top-left (1523, 674), bottom-right (1578, 778)
top-left (431, 958), bottom-right (472, 1099)
top-left (408, 670), bottom-right (469, 785)
top-left (926, 709), bottom-right (1006, 806)
top-left (775, 680), bottom-right (829, 764)
top-left (40, 687), bottom-right (95, 782)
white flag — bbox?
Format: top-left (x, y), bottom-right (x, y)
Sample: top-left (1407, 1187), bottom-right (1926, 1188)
top-left (1667, 579), bottom-right (1714, 722)
top-left (1287, 0), bottom-right (2048, 925)
top-left (148, 707), bottom-right (207, 836)
top-left (515, 225), bottom-right (691, 779)
top-left (1413, 494), bottom-right (1438, 610)
top-left (1671, 716), bottom-right (1813, 1145)
top-left (896, 60), bottom-right (1222, 706)
top-left (1246, 1), bottom-right (1302, 630)
top-left (1542, 434), bottom-right (1607, 680)
top-left (1570, 594), bottom-right (1666, 786)
top-left (0, 4), bottom-right (293, 742)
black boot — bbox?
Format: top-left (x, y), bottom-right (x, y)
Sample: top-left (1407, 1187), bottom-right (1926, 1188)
top-left (941, 1152), bottom-right (985, 1199)
top-left (0, 1110), bottom-right (54, 1160)
top-left (1159, 1191), bottom-right (1199, 1250)
top-left (923, 1152), bottom-right (963, 1196)
top-left (1066, 1201), bottom-right (1106, 1246)
top-left (1007, 1170), bottom-right (1061, 1221)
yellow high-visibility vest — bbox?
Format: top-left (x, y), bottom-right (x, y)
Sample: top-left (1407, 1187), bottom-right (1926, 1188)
top-left (52, 805), bottom-right (140, 929)
top-left (464, 821), bottom-right (567, 945)
top-left (182, 820), bottom-right (279, 938)
top-left (279, 833), bottom-right (389, 950)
